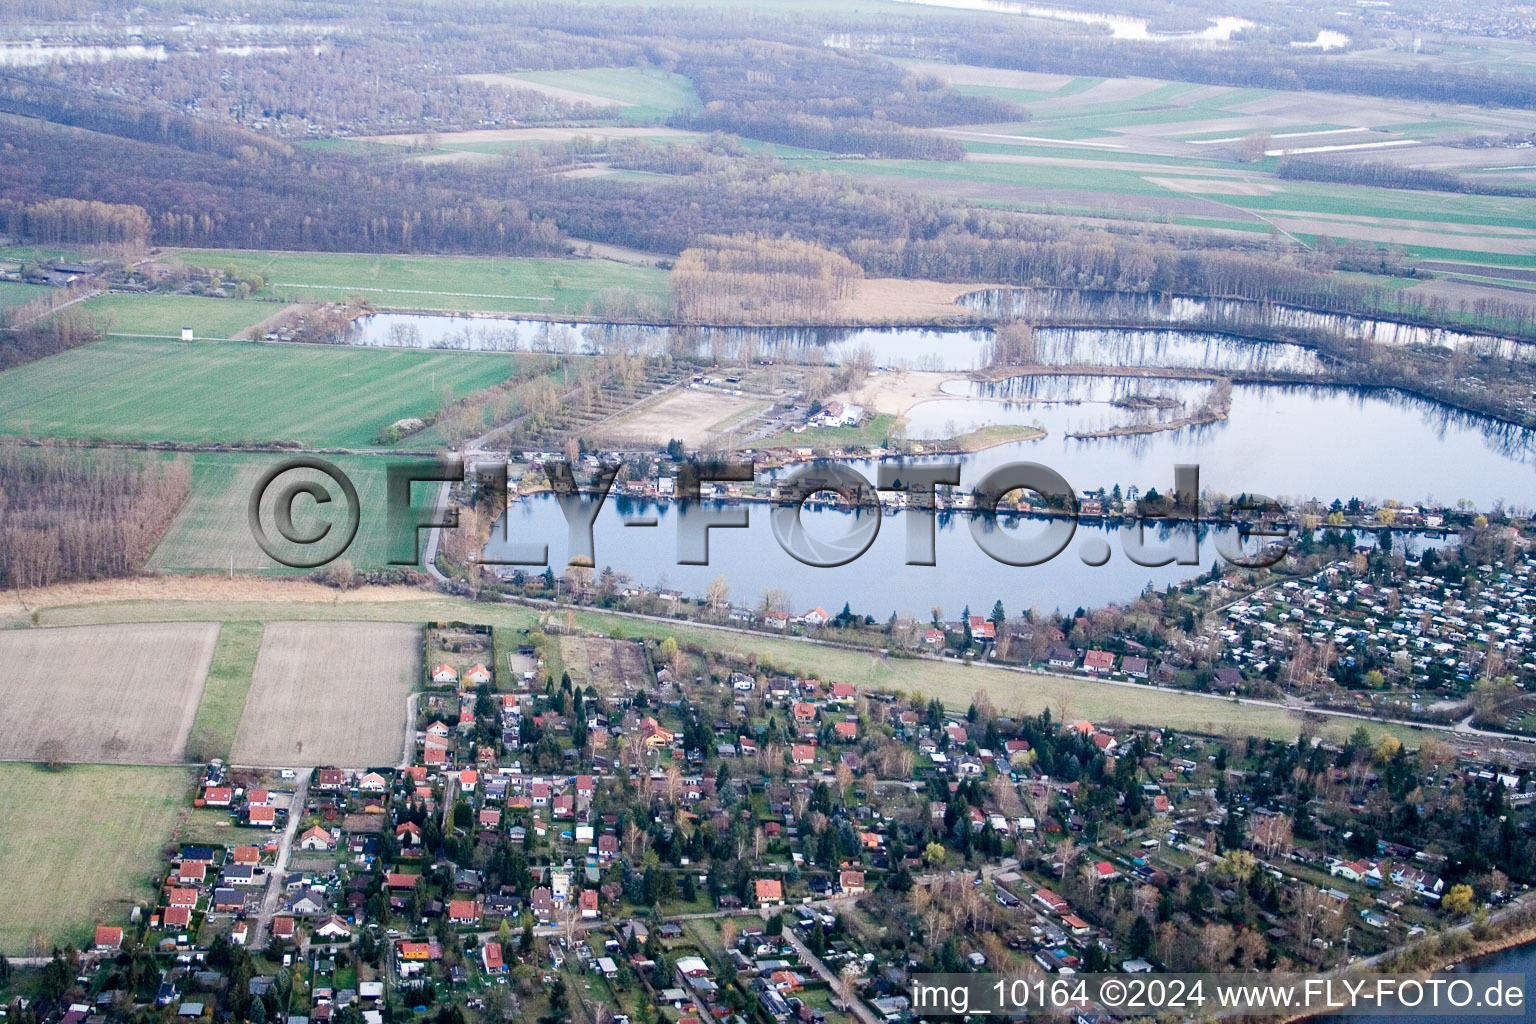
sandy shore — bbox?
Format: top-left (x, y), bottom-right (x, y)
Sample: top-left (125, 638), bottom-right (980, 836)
top-left (830, 369), bottom-right (961, 419)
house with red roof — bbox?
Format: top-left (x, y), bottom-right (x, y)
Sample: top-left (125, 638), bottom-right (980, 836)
top-left (834, 721), bottom-right (858, 741)
top-left (754, 879), bottom-right (784, 906)
top-left (481, 941), bottom-right (505, 973)
top-left (791, 744), bottom-right (816, 766)
top-left (432, 664), bottom-right (459, 685)
top-left (465, 664), bottom-right (492, 686)
top-left (580, 889), bottom-right (599, 918)
top-left (249, 804), bottom-right (276, 828)
top-left (94, 926), bottom-right (123, 951)
top-left (448, 899), bottom-right (482, 925)
top-left (1083, 650), bottom-right (1115, 674)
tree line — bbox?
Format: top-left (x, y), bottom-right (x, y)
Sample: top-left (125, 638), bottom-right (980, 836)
top-left (0, 198), bottom-right (151, 248)
top-left (0, 444), bottom-right (192, 589)
top-left (670, 234), bottom-right (863, 323)
top-left (1278, 158), bottom-right (1536, 197)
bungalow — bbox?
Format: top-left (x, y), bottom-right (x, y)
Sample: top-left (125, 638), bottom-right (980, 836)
top-left (447, 900), bottom-right (482, 926)
top-left (358, 772), bottom-right (388, 793)
top-left (580, 890), bottom-right (599, 919)
top-left (1121, 656), bottom-right (1150, 679)
top-left (1061, 914), bottom-right (1093, 936)
top-left (830, 682), bottom-right (857, 703)
top-left (1330, 859), bottom-right (1371, 883)
top-left (203, 786), bottom-right (233, 807)
top-left (791, 745), bottom-right (816, 766)
top-left (396, 822), bottom-right (422, 846)
top-left (177, 861), bottom-right (207, 885)
top-left (1032, 888), bottom-right (1069, 915)
top-left (95, 926), bottom-right (124, 952)
top-left (316, 769), bottom-right (347, 791)
top-left (1083, 650), bottom-right (1115, 675)
top-left (1212, 667), bottom-right (1244, 689)
top-left (1047, 647), bottom-right (1079, 669)
top-left (248, 805), bottom-right (276, 828)
top-left (839, 869), bottom-right (866, 895)
top-left (755, 879), bottom-right (785, 906)
top-left (163, 905), bottom-right (193, 929)
top-left (299, 826), bottom-right (336, 851)
top-left (764, 610), bottom-right (790, 630)
top-left (465, 664), bottom-right (492, 686)
top-left (273, 917), bottom-right (297, 942)
top-left (315, 916), bottom-right (352, 940)
top-left (230, 846), bottom-right (261, 866)
top-left (834, 721), bottom-right (858, 741)
top-left (432, 664), bottom-right (459, 685)
top-left (1092, 861), bottom-right (1120, 882)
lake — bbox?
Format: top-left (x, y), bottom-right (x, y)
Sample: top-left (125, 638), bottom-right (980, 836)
top-left (482, 380), bottom-right (1509, 614)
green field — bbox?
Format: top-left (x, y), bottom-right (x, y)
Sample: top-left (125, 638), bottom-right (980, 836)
top-left (146, 452), bottom-right (431, 574)
top-left (0, 280), bottom-right (51, 308)
top-left (505, 66), bottom-right (701, 122)
top-left (26, 594), bottom-right (1426, 747)
top-left (0, 336), bottom-right (525, 446)
top-left (170, 249), bottom-right (668, 315)
top-left (183, 622), bottom-right (264, 761)
top-left (0, 763), bottom-right (190, 954)
top-left (79, 293), bottom-right (274, 339)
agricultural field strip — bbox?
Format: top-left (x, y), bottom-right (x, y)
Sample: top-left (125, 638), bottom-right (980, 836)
top-left (230, 620), bottom-right (421, 767)
top-left (34, 596), bottom-right (1424, 746)
top-left (0, 622), bottom-right (219, 764)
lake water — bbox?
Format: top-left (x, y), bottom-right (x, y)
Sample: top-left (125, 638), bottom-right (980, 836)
top-left (332, 310), bottom-right (1536, 609)
top-left (0, 43), bottom-right (167, 66)
top-left (886, 0), bottom-right (1254, 41)
top-left (338, 312), bottom-right (1329, 374)
top-left (483, 381), bottom-right (1520, 613)
top-left (959, 287), bottom-right (1529, 360)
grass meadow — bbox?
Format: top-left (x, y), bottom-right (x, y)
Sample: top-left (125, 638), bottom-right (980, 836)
top-left (170, 249), bottom-right (669, 314)
top-left (0, 337), bottom-right (526, 446)
top-left (146, 453), bottom-right (430, 574)
top-left (0, 763), bottom-right (191, 954)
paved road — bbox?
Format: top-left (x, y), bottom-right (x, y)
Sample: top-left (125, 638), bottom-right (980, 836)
top-left (249, 772), bottom-right (309, 949)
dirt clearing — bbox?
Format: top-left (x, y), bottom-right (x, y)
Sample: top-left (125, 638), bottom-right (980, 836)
top-left (232, 621), bottom-right (421, 767)
top-left (0, 623), bottom-right (218, 763)
top-left (605, 388), bottom-right (766, 446)
top-left (832, 277), bottom-right (996, 321)
top-left (559, 636), bottom-right (651, 697)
